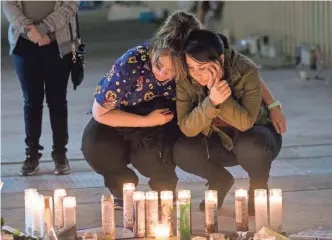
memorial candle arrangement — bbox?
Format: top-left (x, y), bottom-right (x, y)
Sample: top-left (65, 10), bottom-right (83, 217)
top-left (54, 189), bottom-right (67, 229)
top-left (123, 183), bottom-right (135, 230)
top-left (177, 190), bottom-right (191, 240)
top-left (269, 189), bottom-right (283, 232)
top-left (254, 189), bottom-right (268, 232)
top-left (160, 191), bottom-right (174, 236)
top-left (101, 195), bottom-right (115, 239)
top-left (63, 197), bottom-right (77, 227)
top-left (133, 191), bottom-right (146, 238)
top-left (146, 191), bottom-right (159, 237)
top-left (205, 190), bottom-right (218, 234)
top-left (235, 189), bottom-right (249, 232)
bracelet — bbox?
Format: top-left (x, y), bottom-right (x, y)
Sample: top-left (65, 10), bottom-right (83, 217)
top-left (267, 100), bottom-right (282, 110)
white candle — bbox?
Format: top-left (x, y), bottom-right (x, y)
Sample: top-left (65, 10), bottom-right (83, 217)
top-left (269, 189), bottom-right (283, 232)
top-left (177, 190), bottom-right (191, 240)
top-left (146, 191), bottom-right (159, 237)
top-left (54, 189), bottom-right (67, 229)
top-left (63, 197), bottom-right (76, 227)
top-left (205, 190), bottom-right (218, 234)
top-left (154, 223), bottom-right (171, 240)
top-left (235, 189), bottom-right (249, 232)
top-left (133, 191), bottom-right (145, 238)
top-left (25, 188), bottom-right (37, 235)
top-left (161, 191), bottom-right (174, 236)
top-left (101, 195), bottom-right (115, 239)
top-left (123, 183), bottom-right (135, 230)
top-left (254, 189), bottom-right (268, 232)
top-left (31, 194), bottom-right (45, 238)
top-left (44, 196), bottom-right (54, 231)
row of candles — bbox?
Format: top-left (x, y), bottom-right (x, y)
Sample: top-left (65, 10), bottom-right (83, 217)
top-left (24, 184), bottom-right (282, 239)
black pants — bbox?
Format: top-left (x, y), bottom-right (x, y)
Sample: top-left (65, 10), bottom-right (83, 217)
top-left (12, 37), bottom-right (72, 157)
top-left (81, 118), bottom-right (178, 199)
top-left (173, 125), bottom-right (282, 198)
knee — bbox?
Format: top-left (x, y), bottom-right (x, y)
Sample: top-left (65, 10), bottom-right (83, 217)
top-left (173, 136), bottom-right (203, 165)
top-left (234, 133), bottom-right (274, 164)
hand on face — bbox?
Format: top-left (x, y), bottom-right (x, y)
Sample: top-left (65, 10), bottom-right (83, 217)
top-left (207, 62), bottom-right (231, 107)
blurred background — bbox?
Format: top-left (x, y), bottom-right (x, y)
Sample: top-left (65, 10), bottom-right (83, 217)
top-left (1, 1), bottom-right (332, 231)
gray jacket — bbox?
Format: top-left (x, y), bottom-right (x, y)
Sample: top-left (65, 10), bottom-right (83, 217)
top-left (3, 1), bottom-right (79, 57)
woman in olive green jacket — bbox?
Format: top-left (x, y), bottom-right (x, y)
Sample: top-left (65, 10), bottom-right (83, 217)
top-left (173, 29), bottom-right (283, 214)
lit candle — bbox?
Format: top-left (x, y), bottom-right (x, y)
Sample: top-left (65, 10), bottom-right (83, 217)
top-left (269, 189), bottom-right (283, 232)
top-left (146, 191), bottom-right (159, 237)
top-left (101, 195), bottom-right (115, 239)
top-left (44, 196), bottom-right (54, 231)
top-left (177, 190), bottom-right (191, 240)
top-left (161, 191), bottom-right (174, 236)
top-left (31, 194), bottom-right (45, 238)
top-left (63, 197), bottom-right (76, 227)
top-left (235, 189), bottom-right (249, 232)
top-left (133, 191), bottom-right (145, 238)
top-left (25, 188), bottom-right (37, 235)
top-left (154, 223), bottom-right (171, 240)
top-left (254, 189), bottom-right (268, 232)
top-left (210, 233), bottom-right (225, 240)
top-left (205, 190), bottom-right (218, 234)
top-left (192, 237), bottom-right (206, 240)
top-left (123, 183), bottom-right (135, 230)
top-left (54, 189), bottom-right (67, 229)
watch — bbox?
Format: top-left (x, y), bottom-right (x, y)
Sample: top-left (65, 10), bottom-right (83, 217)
top-left (267, 100), bottom-right (282, 110)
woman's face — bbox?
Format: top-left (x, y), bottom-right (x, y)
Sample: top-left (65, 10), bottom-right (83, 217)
top-left (152, 55), bottom-right (176, 82)
top-left (185, 54), bottom-right (224, 86)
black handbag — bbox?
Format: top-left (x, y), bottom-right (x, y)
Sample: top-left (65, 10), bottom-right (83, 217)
top-left (69, 14), bottom-right (86, 90)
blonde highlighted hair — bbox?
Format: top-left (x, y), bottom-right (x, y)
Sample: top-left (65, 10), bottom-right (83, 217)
top-left (150, 10), bottom-right (203, 81)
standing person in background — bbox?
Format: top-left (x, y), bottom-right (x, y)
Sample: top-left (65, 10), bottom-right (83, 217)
top-left (3, 1), bottom-right (79, 176)
top-left (199, 1), bottom-right (225, 31)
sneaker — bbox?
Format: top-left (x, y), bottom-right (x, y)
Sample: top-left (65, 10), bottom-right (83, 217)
top-left (20, 154), bottom-right (41, 176)
top-left (114, 198), bottom-right (123, 210)
top-left (52, 153), bottom-right (71, 175)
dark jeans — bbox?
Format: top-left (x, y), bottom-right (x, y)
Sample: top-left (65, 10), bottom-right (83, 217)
top-left (173, 125), bottom-right (282, 198)
top-left (12, 37), bottom-right (72, 157)
top-left (81, 118), bottom-right (178, 199)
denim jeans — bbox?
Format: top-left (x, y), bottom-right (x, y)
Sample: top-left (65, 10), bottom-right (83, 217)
top-left (12, 37), bottom-right (72, 157)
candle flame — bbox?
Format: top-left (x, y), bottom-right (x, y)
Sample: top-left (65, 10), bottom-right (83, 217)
top-left (178, 190), bottom-right (191, 199)
top-left (63, 197), bottom-right (76, 208)
top-left (133, 191), bottom-right (145, 200)
top-left (161, 191), bottom-right (173, 200)
top-left (123, 183), bottom-right (135, 190)
top-left (146, 191), bottom-right (158, 200)
top-left (54, 189), bottom-right (67, 197)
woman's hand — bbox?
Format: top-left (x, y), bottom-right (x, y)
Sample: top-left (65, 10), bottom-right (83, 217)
top-left (145, 109), bottom-right (174, 126)
top-left (269, 107), bottom-right (287, 134)
top-left (38, 35), bottom-right (51, 47)
top-left (207, 63), bottom-right (231, 106)
top-left (26, 25), bottom-right (42, 43)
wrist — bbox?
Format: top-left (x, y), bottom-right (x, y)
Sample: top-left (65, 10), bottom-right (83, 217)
top-left (267, 100), bottom-right (282, 110)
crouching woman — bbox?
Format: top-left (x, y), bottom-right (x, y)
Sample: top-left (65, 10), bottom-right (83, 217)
top-left (173, 30), bottom-right (282, 213)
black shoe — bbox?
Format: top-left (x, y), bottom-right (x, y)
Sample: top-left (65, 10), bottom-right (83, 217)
top-left (20, 154), bottom-right (41, 176)
top-left (52, 153), bottom-right (71, 175)
top-left (114, 198), bottom-right (123, 210)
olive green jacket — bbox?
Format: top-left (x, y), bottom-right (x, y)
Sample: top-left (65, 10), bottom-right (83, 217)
top-left (176, 49), bottom-right (269, 150)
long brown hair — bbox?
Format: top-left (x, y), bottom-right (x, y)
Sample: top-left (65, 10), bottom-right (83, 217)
top-left (150, 10), bottom-right (203, 81)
